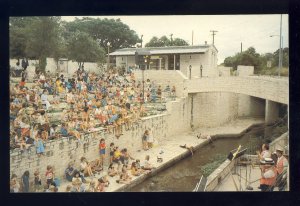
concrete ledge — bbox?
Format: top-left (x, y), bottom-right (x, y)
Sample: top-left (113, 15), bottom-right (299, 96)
top-left (113, 122), bottom-right (263, 192)
top-left (211, 122), bottom-right (264, 140)
top-left (206, 131), bottom-right (288, 192)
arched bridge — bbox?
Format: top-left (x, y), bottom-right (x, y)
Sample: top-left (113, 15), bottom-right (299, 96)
top-left (185, 76), bottom-right (288, 105)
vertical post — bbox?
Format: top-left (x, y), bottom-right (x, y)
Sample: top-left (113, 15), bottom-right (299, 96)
top-left (190, 94), bottom-right (193, 129)
top-left (200, 65), bottom-right (203, 78)
top-left (189, 65), bottom-right (192, 79)
top-left (107, 46), bottom-right (110, 70)
top-left (279, 14), bottom-right (283, 76)
top-left (173, 54), bottom-right (176, 70)
top-left (142, 68), bottom-right (145, 103)
top-left (192, 30), bottom-right (194, 46)
top-left (241, 42), bottom-right (243, 53)
top-left (159, 58), bottom-right (162, 70)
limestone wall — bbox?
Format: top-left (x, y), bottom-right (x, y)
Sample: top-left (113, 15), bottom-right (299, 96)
top-left (238, 95), bottom-right (265, 117)
top-left (10, 58), bottom-right (102, 78)
top-left (217, 66), bottom-right (232, 77)
top-left (9, 113), bottom-right (175, 185)
top-left (190, 92), bottom-right (239, 128)
top-left (237, 65), bottom-right (254, 76)
top-left (134, 70), bottom-right (186, 98)
top-left (46, 58), bottom-right (101, 75)
top-left (10, 59), bottom-right (38, 80)
top-left (186, 76), bottom-right (288, 105)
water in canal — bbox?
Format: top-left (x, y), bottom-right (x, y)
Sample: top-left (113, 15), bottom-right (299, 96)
top-left (129, 124), bottom-right (287, 192)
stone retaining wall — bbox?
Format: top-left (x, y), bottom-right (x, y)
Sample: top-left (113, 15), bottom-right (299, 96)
top-left (9, 113), bottom-right (176, 188)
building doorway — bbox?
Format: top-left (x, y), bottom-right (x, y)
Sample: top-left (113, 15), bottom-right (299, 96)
top-left (168, 54), bottom-right (180, 70)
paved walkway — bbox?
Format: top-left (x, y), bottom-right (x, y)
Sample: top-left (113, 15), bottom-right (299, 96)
top-left (56, 117), bottom-right (264, 192)
top-left (214, 165), bottom-right (280, 192)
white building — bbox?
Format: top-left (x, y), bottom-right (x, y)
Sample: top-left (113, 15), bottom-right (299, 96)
top-left (109, 44), bottom-right (218, 78)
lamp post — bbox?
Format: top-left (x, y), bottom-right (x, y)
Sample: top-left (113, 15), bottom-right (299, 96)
top-left (141, 35), bottom-right (143, 48)
top-left (170, 34), bottom-right (173, 46)
top-left (200, 65), bottom-right (203, 78)
top-left (107, 42), bottom-right (111, 70)
top-left (270, 35), bottom-right (283, 76)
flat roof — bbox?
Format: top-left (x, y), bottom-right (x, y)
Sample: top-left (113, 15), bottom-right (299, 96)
top-left (109, 45), bottom-right (215, 56)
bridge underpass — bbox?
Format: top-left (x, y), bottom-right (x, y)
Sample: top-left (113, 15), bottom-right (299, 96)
top-left (185, 76), bottom-right (288, 131)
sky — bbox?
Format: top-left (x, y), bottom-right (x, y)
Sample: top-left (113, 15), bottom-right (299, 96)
top-left (61, 15), bottom-right (288, 64)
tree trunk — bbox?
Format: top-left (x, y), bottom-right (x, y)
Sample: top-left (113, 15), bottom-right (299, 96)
top-left (39, 56), bottom-right (47, 74)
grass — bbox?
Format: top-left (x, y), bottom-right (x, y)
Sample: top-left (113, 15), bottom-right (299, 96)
top-left (258, 67), bottom-right (289, 77)
top-left (200, 154), bottom-right (227, 177)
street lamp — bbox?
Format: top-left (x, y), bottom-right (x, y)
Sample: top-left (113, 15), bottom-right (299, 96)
top-left (107, 42), bottom-right (111, 70)
top-left (270, 35), bottom-right (283, 76)
top-left (141, 35), bottom-right (143, 48)
top-left (200, 65), bottom-right (203, 78)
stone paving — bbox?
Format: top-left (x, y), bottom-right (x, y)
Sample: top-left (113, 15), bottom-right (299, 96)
top-left (56, 117), bottom-right (264, 192)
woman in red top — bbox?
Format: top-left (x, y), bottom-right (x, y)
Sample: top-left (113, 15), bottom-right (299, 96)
top-left (99, 138), bottom-right (106, 167)
top-left (19, 77), bottom-right (26, 89)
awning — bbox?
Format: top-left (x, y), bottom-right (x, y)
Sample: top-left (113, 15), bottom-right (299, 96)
top-left (109, 46), bottom-right (209, 56)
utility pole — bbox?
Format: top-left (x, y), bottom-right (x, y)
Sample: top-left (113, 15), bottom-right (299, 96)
top-left (279, 14), bottom-right (283, 76)
top-left (210, 30), bottom-right (218, 45)
top-left (141, 34), bottom-right (143, 48)
top-left (192, 30), bottom-right (194, 46)
top-left (241, 42), bottom-right (243, 53)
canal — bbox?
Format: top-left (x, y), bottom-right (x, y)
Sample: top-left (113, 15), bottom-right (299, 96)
top-left (129, 123), bottom-right (287, 192)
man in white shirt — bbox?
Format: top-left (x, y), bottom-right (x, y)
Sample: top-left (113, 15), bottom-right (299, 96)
top-left (257, 143), bottom-right (271, 160)
top-left (259, 158), bottom-right (277, 191)
top-left (41, 89), bottom-right (51, 111)
top-left (275, 148), bottom-right (289, 191)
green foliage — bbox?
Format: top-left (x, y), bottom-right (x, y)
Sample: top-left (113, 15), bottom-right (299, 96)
top-left (10, 17), bottom-right (62, 72)
top-left (224, 47), bottom-right (263, 73)
top-left (223, 46), bottom-right (289, 75)
top-left (145, 35), bottom-right (189, 47)
top-left (200, 154), bottom-right (227, 177)
top-left (63, 17), bottom-right (140, 52)
top-left (9, 17), bottom-right (39, 59)
top-left (173, 38), bottom-right (189, 46)
top-left (66, 31), bottom-right (106, 66)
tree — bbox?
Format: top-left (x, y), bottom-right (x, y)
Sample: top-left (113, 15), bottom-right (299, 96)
top-left (63, 17), bottom-right (140, 52)
top-left (145, 36), bottom-right (189, 47)
top-left (223, 47), bottom-right (263, 72)
top-left (25, 17), bottom-right (62, 72)
top-left (66, 31), bottom-right (106, 68)
top-left (9, 17), bottom-right (39, 59)
top-left (272, 47), bottom-right (289, 68)
top-left (144, 36), bottom-right (163, 47)
top-left (172, 38), bottom-right (189, 46)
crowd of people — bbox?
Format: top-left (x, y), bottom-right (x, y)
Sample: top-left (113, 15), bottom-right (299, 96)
top-left (10, 66), bottom-right (176, 152)
top-left (257, 144), bottom-right (289, 192)
top-left (10, 140), bottom-right (157, 192)
top-left (10, 65), bottom-right (174, 192)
